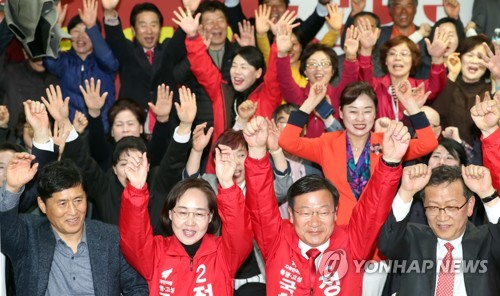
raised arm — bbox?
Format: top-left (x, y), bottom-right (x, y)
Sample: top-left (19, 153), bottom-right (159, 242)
top-left (278, 83), bottom-right (329, 164)
top-left (0, 153), bottom-right (38, 260)
top-left (119, 150), bottom-right (158, 281)
top-left (243, 116), bottom-right (282, 260)
top-left (423, 27), bottom-right (448, 101)
top-left (348, 120), bottom-right (408, 260)
top-left (378, 163), bottom-right (431, 259)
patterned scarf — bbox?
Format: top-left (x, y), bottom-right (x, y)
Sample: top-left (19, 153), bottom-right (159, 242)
top-left (347, 135), bottom-right (371, 200)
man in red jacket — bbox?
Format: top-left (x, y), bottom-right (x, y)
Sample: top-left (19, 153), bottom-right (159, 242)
top-left (242, 116), bottom-right (409, 295)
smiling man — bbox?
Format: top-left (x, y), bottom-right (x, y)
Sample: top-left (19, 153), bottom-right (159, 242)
top-left (244, 116), bottom-right (409, 295)
top-left (0, 155), bottom-right (148, 295)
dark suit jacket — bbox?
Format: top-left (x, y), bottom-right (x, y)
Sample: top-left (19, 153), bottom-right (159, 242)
top-left (379, 211), bottom-right (500, 296)
top-left (104, 19), bottom-right (185, 109)
top-left (0, 196), bottom-right (148, 296)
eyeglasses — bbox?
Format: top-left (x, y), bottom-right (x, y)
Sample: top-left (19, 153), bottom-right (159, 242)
top-left (172, 208), bottom-right (211, 221)
top-left (387, 50), bottom-right (411, 58)
top-left (306, 61), bottom-right (332, 69)
top-left (424, 200), bottom-right (468, 216)
top-left (293, 209), bottom-right (335, 220)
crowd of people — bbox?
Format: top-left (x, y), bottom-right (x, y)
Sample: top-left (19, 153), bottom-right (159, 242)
top-left (0, 0), bottom-right (499, 295)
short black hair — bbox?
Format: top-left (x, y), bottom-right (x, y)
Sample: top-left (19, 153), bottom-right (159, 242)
top-left (38, 160), bottom-right (84, 203)
top-left (112, 136), bottom-right (148, 166)
top-left (299, 43), bottom-right (338, 81)
top-left (340, 81), bottom-right (378, 110)
top-left (0, 142), bottom-right (25, 153)
top-left (353, 11), bottom-right (381, 28)
top-left (258, 0), bottom-right (290, 7)
top-left (272, 103), bottom-right (299, 122)
top-left (422, 165), bottom-right (473, 201)
top-left (424, 138), bottom-right (467, 166)
top-left (67, 15), bottom-right (102, 33)
top-left (130, 2), bottom-right (163, 29)
top-left (388, 0), bottom-right (418, 8)
top-left (429, 17), bottom-right (465, 50)
top-left (161, 178), bottom-right (221, 237)
top-left (195, 0), bottom-right (228, 23)
top-left (287, 175), bottom-right (339, 209)
top-left (107, 98), bottom-right (146, 135)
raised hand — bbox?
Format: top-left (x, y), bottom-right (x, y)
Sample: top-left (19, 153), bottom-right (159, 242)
top-left (79, 0), bottom-right (98, 28)
top-left (52, 120), bottom-right (71, 160)
top-left (276, 21), bottom-right (293, 57)
top-left (357, 17), bottom-right (380, 55)
top-left (471, 92), bottom-right (500, 137)
top-left (73, 111), bottom-right (89, 134)
top-left (215, 144), bottom-right (237, 189)
top-left (243, 116), bottom-right (269, 159)
top-left (255, 4), bottom-right (271, 36)
top-left (446, 52), bottom-right (461, 81)
top-left (182, 0), bottom-right (201, 12)
top-left (418, 22), bottom-right (431, 38)
top-left (465, 21), bottom-right (476, 32)
top-left (478, 42), bottom-right (500, 81)
top-left (192, 123), bottom-right (214, 153)
top-left (23, 100), bottom-right (50, 144)
top-left (148, 84), bottom-right (173, 123)
top-left (56, 1), bottom-right (68, 27)
top-left (441, 126), bottom-right (462, 143)
top-left (5, 153), bottom-right (38, 193)
top-left (425, 26), bottom-right (449, 63)
top-left (325, 3), bottom-right (344, 32)
top-left (41, 85), bottom-right (70, 122)
top-left (411, 82), bottom-right (432, 108)
top-left (0, 105), bottom-right (9, 128)
top-left (234, 20), bottom-right (256, 47)
top-left (374, 117), bottom-right (391, 133)
top-left (172, 6), bottom-right (201, 38)
top-left (399, 163), bottom-right (432, 202)
top-left (462, 165), bottom-right (495, 199)
top-left (266, 118), bottom-right (280, 152)
top-left (300, 82), bottom-right (328, 114)
top-left (101, 0), bottom-right (119, 11)
top-left (125, 151), bottom-right (148, 189)
top-left (269, 10), bottom-right (298, 36)
top-left (443, 0), bottom-right (460, 20)
top-left (344, 25), bottom-right (360, 61)
top-left (382, 120), bottom-right (411, 163)
top-left (237, 100), bottom-right (258, 123)
top-left (175, 86), bottom-right (197, 126)
top-left (80, 78), bottom-right (108, 118)
top-left (394, 80), bottom-right (423, 115)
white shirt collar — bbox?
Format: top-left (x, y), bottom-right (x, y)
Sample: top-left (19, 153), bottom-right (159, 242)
top-left (437, 232), bottom-right (464, 250)
top-left (299, 239), bottom-right (330, 259)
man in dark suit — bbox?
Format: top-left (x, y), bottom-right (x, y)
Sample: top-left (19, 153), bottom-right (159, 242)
top-left (101, 0), bottom-right (185, 133)
top-left (379, 161), bottom-right (500, 295)
top-left (0, 154), bottom-right (149, 295)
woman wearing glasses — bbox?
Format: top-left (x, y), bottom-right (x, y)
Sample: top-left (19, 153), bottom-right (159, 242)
top-left (276, 25), bottom-right (362, 138)
top-left (358, 27), bottom-right (448, 120)
top-left (119, 145), bottom-right (252, 295)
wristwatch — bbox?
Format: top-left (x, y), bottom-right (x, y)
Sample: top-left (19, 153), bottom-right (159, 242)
top-left (482, 190), bottom-right (499, 203)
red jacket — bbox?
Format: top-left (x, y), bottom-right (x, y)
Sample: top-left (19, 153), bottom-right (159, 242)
top-left (186, 35), bottom-right (282, 173)
top-left (482, 128), bottom-right (500, 190)
top-left (358, 55), bottom-right (446, 120)
top-left (119, 183), bottom-right (253, 296)
top-left (245, 152), bottom-right (402, 295)
top-left (276, 55), bottom-right (360, 138)
top-left (279, 112), bottom-right (437, 226)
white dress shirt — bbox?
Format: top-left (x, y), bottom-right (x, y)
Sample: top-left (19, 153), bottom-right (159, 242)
top-left (299, 239), bottom-right (330, 269)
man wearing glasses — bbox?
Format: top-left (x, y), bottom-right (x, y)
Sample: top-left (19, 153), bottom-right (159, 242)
top-left (243, 116), bottom-right (410, 295)
top-left (379, 162), bottom-right (500, 295)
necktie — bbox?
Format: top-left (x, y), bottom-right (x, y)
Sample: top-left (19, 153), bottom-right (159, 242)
top-left (145, 50), bottom-right (153, 64)
top-left (436, 242), bottom-right (455, 296)
top-left (306, 248), bottom-right (321, 294)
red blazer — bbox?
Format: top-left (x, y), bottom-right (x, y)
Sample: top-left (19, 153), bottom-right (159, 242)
top-left (245, 152), bottom-right (402, 295)
top-left (358, 55), bottom-right (447, 120)
top-left (186, 35), bottom-right (282, 173)
top-left (119, 183), bottom-right (252, 296)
